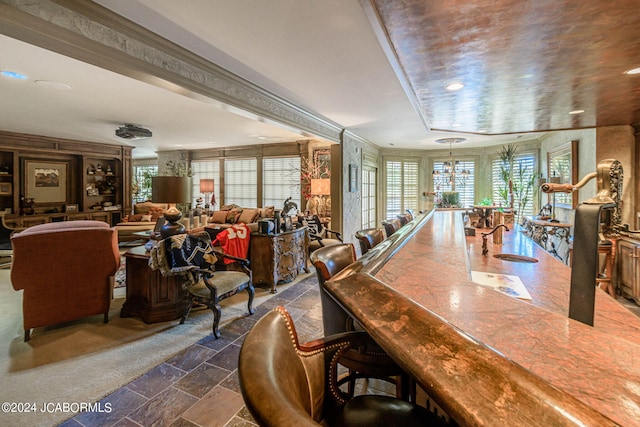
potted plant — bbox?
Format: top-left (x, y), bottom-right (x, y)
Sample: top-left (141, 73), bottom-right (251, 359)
top-left (496, 144), bottom-right (536, 223)
top-left (440, 191), bottom-right (460, 208)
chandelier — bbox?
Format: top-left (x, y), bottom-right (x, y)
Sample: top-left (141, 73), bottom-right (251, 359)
top-left (432, 137), bottom-right (470, 190)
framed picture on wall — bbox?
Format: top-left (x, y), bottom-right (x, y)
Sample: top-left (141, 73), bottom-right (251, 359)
top-left (25, 160), bottom-right (68, 203)
top-left (313, 148), bottom-right (331, 178)
top-left (349, 163), bottom-right (358, 192)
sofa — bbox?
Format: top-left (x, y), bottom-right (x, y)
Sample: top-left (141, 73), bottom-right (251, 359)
top-left (11, 220), bottom-right (120, 341)
top-left (116, 201), bottom-right (168, 242)
top-left (189, 205), bottom-right (274, 235)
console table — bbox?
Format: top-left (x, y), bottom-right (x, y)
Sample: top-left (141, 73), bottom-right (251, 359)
top-left (120, 245), bottom-right (187, 323)
top-left (522, 217), bottom-right (572, 263)
top-left (250, 226), bottom-right (309, 292)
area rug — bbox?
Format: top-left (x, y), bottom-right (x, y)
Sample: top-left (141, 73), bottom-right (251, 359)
top-left (0, 268), bottom-right (313, 427)
top-left (114, 255), bottom-right (126, 288)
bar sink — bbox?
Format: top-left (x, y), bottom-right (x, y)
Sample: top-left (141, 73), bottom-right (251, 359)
top-left (493, 254), bottom-right (538, 263)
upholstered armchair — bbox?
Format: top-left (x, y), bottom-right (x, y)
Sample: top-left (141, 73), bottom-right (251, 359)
top-left (11, 220), bottom-right (120, 341)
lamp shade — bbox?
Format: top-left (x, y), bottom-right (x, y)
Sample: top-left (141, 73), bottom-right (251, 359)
top-left (151, 176), bottom-right (191, 204)
top-left (310, 178), bottom-right (331, 195)
top-left (199, 178), bottom-right (214, 193)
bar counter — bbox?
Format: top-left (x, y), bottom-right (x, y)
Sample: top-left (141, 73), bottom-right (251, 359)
top-left (325, 209), bottom-right (640, 426)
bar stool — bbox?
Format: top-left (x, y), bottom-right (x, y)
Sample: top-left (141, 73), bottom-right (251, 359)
top-left (596, 239), bottom-right (615, 297)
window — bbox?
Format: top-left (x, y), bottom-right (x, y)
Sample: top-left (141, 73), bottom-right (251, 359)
top-left (385, 159), bottom-right (418, 220)
top-left (224, 158), bottom-right (257, 207)
top-left (263, 157), bottom-right (301, 209)
top-left (492, 152), bottom-right (536, 219)
top-left (432, 159), bottom-right (475, 208)
top-left (191, 160), bottom-right (220, 209)
top-left (362, 166), bottom-right (377, 228)
top-left (132, 165), bottom-right (157, 203)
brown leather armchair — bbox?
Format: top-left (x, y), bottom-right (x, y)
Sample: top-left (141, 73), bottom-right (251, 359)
top-left (11, 220), bottom-right (120, 341)
top-left (354, 228), bottom-right (384, 255)
top-left (239, 307), bottom-right (447, 426)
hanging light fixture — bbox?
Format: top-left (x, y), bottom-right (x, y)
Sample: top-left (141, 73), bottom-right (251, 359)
top-left (432, 137), bottom-right (469, 189)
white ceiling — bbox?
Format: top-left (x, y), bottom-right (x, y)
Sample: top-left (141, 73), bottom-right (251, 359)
top-left (0, 0), bottom-right (544, 159)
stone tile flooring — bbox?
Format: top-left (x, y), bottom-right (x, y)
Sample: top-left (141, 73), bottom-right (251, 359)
top-left (53, 265), bottom-right (640, 427)
top-left (59, 275), bottom-right (326, 427)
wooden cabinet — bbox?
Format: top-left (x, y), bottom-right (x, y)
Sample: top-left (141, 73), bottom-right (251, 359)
top-left (4, 211), bottom-right (118, 228)
top-left (83, 156), bottom-right (122, 214)
top-left (0, 130), bottom-right (132, 223)
top-left (121, 246), bottom-right (187, 323)
top-left (618, 237), bottom-right (640, 304)
top-left (0, 151), bottom-right (14, 213)
top-left (250, 226), bottom-right (309, 292)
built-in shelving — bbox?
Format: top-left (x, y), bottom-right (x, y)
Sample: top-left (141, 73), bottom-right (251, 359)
top-left (0, 130), bottom-right (132, 225)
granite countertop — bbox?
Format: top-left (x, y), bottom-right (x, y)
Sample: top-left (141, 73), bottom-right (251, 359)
top-left (328, 210), bottom-right (640, 426)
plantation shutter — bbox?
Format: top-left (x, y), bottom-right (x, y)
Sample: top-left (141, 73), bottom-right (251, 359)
top-left (263, 157), bottom-right (301, 209)
top-left (385, 159), bottom-right (418, 220)
top-left (191, 160), bottom-right (220, 209)
top-left (433, 159), bottom-right (475, 208)
top-left (224, 158), bottom-right (257, 207)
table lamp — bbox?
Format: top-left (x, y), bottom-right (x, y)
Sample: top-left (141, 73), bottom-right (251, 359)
top-left (199, 178), bottom-right (215, 209)
top-left (152, 176), bottom-right (191, 239)
top-left (310, 178), bottom-right (331, 216)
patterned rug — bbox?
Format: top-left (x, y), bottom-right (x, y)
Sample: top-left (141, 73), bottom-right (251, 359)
top-left (114, 256), bottom-right (126, 288)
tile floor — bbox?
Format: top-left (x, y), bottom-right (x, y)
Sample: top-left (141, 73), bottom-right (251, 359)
top-left (58, 274), bottom-right (327, 427)
top-left (52, 262), bottom-right (640, 427)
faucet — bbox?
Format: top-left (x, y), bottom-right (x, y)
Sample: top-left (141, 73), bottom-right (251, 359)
top-left (481, 224), bottom-right (510, 257)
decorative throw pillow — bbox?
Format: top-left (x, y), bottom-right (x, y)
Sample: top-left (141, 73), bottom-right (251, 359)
top-left (226, 208), bottom-right (243, 224)
top-left (149, 207), bottom-right (165, 220)
top-left (260, 205), bottom-right (275, 219)
top-left (134, 202), bottom-right (154, 215)
top-left (127, 213), bottom-right (145, 222)
top-left (220, 204), bottom-right (241, 211)
top-left (237, 208), bottom-right (259, 224)
top-left (141, 214), bottom-right (152, 222)
top-left (210, 210), bottom-right (229, 224)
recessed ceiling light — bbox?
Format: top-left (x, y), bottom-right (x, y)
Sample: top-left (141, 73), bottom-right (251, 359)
top-left (569, 109), bottom-right (584, 115)
top-left (34, 80), bottom-right (71, 90)
top-left (446, 82), bottom-right (464, 91)
top-left (1, 70), bottom-right (27, 80)
top-left (257, 136), bottom-right (267, 140)
top-left (207, 141), bottom-right (217, 144)
top-left (451, 123), bottom-right (462, 127)
top-left (624, 67), bottom-right (640, 75)
top-left (477, 129), bottom-right (488, 133)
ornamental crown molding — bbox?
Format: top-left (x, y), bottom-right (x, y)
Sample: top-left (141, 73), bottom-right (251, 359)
top-left (0, 0), bottom-right (343, 143)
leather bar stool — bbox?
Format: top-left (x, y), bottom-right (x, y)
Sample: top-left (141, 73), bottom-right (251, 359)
top-left (354, 228), bottom-right (384, 256)
top-left (311, 243), bottom-right (413, 401)
top-left (239, 307), bottom-right (448, 427)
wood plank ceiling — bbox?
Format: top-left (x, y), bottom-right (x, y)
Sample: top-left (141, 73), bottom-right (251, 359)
top-left (369, 0), bottom-right (640, 136)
